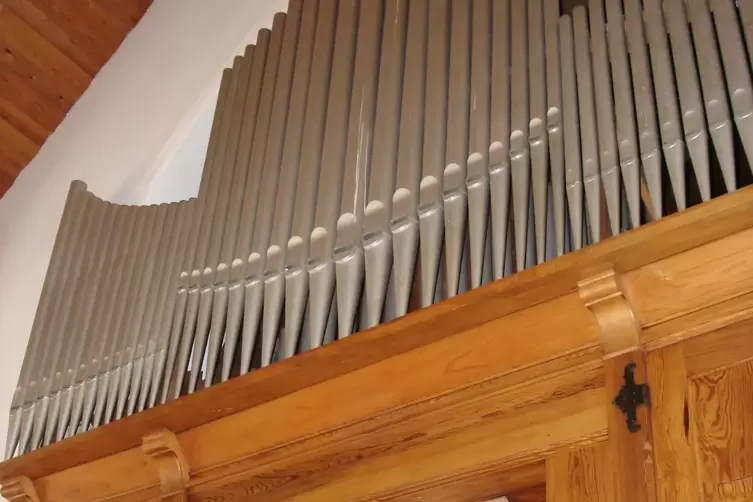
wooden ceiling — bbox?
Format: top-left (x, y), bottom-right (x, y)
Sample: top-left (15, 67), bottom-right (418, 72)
top-left (0, 0), bottom-right (152, 198)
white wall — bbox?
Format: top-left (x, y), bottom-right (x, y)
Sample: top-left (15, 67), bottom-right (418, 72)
top-left (142, 84), bottom-right (219, 205)
top-left (0, 0), bottom-right (286, 475)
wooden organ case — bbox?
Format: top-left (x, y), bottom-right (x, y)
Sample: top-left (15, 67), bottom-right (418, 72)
top-left (2, 0), bottom-right (753, 500)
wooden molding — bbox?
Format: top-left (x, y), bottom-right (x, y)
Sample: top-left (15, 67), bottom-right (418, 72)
top-left (603, 353), bottom-right (657, 501)
top-left (142, 430), bottom-right (190, 501)
top-left (0, 476), bottom-right (40, 502)
top-left (579, 269), bottom-right (642, 359)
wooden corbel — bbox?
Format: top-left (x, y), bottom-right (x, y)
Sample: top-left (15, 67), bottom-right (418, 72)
top-left (579, 270), bottom-right (657, 500)
top-left (142, 430), bottom-right (190, 502)
top-left (0, 476), bottom-right (40, 502)
top-left (578, 269), bottom-right (642, 359)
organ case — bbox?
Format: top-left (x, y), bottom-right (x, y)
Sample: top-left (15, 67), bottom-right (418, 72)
top-left (3, 0), bottom-right (753, 500)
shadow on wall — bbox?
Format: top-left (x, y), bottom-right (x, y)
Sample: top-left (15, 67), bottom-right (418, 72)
top-left (142, 84), bottom-right (218, 205)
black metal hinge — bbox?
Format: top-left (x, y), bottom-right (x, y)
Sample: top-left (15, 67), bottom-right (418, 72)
top-left (613, 363), bottom-right (651, 433)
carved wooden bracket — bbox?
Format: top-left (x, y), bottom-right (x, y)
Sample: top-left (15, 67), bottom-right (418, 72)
top-left (578, 269), bottom-right (642, 359)
top-left (0, 476), bottom-right (40, 502)
top-left (142, 430), bottom-right (190, 501)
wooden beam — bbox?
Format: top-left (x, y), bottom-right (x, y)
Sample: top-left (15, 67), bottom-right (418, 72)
top-left (642, 290), bottom-right (753, 352)
top-left (624, 227), bottom-right (753, 329)
top-left (603, 352), bottom-right (658, 501)
top-left (578, 270), bottom-right (657, 501)
top-left (646, 344), bottom-right (702, 501)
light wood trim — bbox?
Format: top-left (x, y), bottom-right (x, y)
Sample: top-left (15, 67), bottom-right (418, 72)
top-left (684, 316), bottom-right (753, 377)
top-left (641, 290), bottom-right (753, 352)
top-left (604, 353), bottom-right (657, 501)
top-left (141, 430), bottom-right (190, 502)
top-left (646, 344), bottom-right (702, 501)
top-left (579, 269), bottom-right (641, 358)
top-left (624, 227), bottom-right (753, 329)
top-left (0, 476), bottom-right (40, 502)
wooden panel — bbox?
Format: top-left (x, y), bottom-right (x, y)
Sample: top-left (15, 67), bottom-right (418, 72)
top-left (691, 361), bottom-right (753, 502)
top-left (21, 345), bottom-right (605, 501)
top-left (266, 391), bottom-right (603, 502)
top-left (181, 294), bottom-right (599, 469)
top-left (647, 344), bottom-right (702, 501)
top-left (0, 0), bottom-right (151, 198)
top-left (546, 443), bottom-right (609, 501)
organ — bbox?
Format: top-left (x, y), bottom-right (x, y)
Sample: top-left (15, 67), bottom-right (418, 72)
top-left (3, 0), bottom-right (753, 500)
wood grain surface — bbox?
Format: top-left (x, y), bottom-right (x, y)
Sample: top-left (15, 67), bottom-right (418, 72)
top-left (546, 443), bottom-right (609, 501)
top-left (0, 0), bottom-right (151, 196)
top-left (647, 344), bottom-right (701, 501)
top-left (691, 361), bottom-right (753, 502)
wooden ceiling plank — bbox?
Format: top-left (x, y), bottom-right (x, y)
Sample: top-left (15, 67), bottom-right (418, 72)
top-left (2, 0), bottom-right (106, 75)
top-left (0, 7), bottom-right (92, 107)
top-left (35, 0), bottom-right (130, 53)
top-left (0, 58), bottom-right (75, 118)
top-left (0, 166), bottom-right (13, 198)
top-left (0, 64), bottom-right (67, 131)
top-left (92, 0), bottom-right (150, 28)
top-left (0, 95), bottom-right (48, 145)
top-left (0, 1), bottom-right (150, 180)
top-left (0, 117), bottom-right (40, 176)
